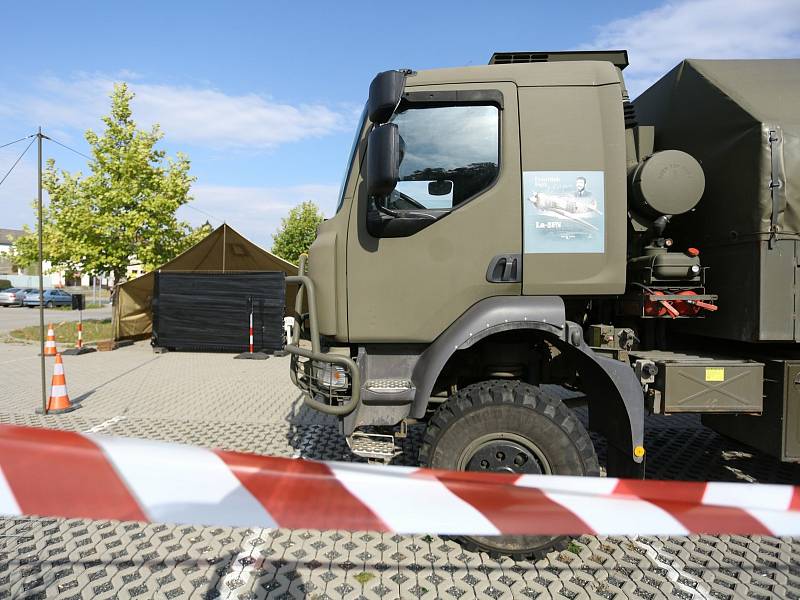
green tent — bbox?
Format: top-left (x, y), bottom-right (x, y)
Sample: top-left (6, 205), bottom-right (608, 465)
top-left (113, 224), bottom-right (297, 341)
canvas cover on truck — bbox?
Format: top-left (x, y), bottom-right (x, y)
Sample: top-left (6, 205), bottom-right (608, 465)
top-left (635, 59), bottom-right (800, 342)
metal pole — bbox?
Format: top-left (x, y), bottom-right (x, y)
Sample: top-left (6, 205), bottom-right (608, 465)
top-left (37, 127), bottom-right (46, 414)
top-left (249, 301), bottom-right (254, 354)
top-left (77, 310), bottom-right (83, 349)
top-left (222, 225), bottom-right (226, 273)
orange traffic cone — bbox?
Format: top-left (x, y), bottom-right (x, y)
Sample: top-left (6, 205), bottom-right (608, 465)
top-left (43, 324), bottom-right (57, 356)
top-left (44, 353), bottom-right (77, 414)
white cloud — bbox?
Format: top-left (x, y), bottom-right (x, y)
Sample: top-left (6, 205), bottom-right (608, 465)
top-left (5, 74), bottom-right (348, 150)
top-left (181, 183), bottom-right (339, 248)
top-left (585, 0), bottom-right (800, 96)
top-left (0, 149), bottom-right (39, 230)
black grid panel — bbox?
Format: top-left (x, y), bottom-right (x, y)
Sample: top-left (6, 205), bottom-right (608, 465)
top-left (152, 271), bottom-right (285, 352)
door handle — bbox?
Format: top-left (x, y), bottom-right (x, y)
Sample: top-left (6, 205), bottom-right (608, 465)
top-left (486, 254), bottom-right (521, 283)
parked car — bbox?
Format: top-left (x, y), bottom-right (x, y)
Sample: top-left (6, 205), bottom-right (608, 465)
top-left (0, 287), bottom-right (35, 307)
top-left (23, 289), bottom-right (73, 308)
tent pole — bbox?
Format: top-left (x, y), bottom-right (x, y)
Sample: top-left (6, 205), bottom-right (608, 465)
top-left (222, 224), bottom-right (226, 273)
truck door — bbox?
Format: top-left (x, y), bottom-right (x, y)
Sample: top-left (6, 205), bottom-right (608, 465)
top-left (346, 82), bottom-right (521, 343)
top-left (518, 84), bottom-right (627, 295)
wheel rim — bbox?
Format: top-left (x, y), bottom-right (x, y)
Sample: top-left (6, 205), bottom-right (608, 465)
top-left (457, 432), bottom-right (552, 475)
top-left (456, 431), bottom-right (558, 556)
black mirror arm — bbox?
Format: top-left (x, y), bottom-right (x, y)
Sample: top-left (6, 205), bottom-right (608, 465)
top-left (373, 198), bottom-right (400, 218)
top-left (374, 198), bottom-right (436, 221)
top-left (402, 210), bottom-right (437, 220)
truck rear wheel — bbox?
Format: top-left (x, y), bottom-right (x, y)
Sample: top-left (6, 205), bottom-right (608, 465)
top-left (418, 379), bottom-right (598, 560)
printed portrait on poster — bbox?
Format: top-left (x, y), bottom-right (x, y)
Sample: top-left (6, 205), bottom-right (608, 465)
top-left (523, 171), bottom-right (605, 254)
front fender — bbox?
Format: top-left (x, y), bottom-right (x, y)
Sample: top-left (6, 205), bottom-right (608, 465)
top-left (409, 296), bottom-right (645, 469)
top-left (411, 296), bottom-right (566, 418)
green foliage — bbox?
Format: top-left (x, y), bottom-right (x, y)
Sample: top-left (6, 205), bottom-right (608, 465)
top-left (567, 540), bottom-right (583, 555)
top-left (14, 83), bottom-right (210, 279)
top-left (353, 572), bottom-right (374, 585)
top-left (271, 200), bottom-right (324, 265)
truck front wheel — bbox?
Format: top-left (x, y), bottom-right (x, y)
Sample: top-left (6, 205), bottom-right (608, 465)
top-left (418, 379), bottom-right (598, 560)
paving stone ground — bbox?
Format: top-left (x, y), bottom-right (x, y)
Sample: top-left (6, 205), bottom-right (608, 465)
top-left (1, 340), bottom-right (799, 599)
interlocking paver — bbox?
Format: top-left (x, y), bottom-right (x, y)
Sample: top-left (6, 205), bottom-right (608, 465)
top-left (1, 340), bottom-right (800, 598)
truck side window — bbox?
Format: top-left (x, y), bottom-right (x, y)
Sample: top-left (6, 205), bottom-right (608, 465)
top-left (388, 105), bottom-right (499, 211)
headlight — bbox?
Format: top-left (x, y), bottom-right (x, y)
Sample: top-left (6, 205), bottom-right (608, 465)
top-left (313, 362), bottom-right (349, 390)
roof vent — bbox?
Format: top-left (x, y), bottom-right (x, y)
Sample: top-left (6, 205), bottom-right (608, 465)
top-left (489, 50), bottom-right (629, 70)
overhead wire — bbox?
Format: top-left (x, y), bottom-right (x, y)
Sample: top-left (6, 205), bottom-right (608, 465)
top-left (43, 135), bottom-right (93, 162)
top-left (2, 131), bottom-right (226, 225)
top-left (0, 134), bottom-right (35, 150)
top-left (183, 203), bottom-right (223, 224)
top-left (0, 137), bottom-right (36, 189)
top-left (48, 133), bottom-right (225, 225)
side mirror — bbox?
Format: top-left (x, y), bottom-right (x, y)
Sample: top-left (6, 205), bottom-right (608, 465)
top-left (368, 71), bottom-right (405, 124)
top-left (428, 180), bottom-right (453, 196)
top-left (366, 123), bottom-right (400, 198)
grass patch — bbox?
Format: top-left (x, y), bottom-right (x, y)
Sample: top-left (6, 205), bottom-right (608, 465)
top-left (41, 302), bottom-right (107, 311)
top-left (567, 540), bottom-right (583, 555)
top-left (353, 572), bottom-right (374, 585)
top-left (9, 318), bottom-right (113, 346)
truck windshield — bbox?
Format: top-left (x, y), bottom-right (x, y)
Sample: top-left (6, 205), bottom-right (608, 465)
top-left (335, 107), bottom-right (367, 213)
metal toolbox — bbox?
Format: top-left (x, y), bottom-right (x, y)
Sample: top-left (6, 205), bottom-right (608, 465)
top-left (630, 351), bottom-right (764, 414)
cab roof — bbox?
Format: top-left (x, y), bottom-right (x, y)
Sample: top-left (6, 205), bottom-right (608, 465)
top-left (406, 59), bottom-right (623, 89)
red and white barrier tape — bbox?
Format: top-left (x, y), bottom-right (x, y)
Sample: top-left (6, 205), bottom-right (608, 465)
top-left (0, 424), bottom-right (798, 536)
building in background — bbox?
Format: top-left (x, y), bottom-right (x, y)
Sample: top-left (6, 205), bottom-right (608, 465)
top-left (0, 228), bottom-right (25, 275)
top-left (0, 226), bottom-right (114, 289)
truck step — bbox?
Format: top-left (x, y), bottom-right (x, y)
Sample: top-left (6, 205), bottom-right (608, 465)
top-left (362, 379), bottom-right (415, 405)
top-left (346, 431), bottom-right (401, 464)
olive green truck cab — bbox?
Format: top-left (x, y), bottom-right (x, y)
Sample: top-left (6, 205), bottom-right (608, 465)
top-left (285, 51), bottom-right (800, 559)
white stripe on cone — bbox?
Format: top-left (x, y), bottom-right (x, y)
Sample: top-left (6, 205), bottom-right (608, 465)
top-left (49, 385), bottom-right (68, 398)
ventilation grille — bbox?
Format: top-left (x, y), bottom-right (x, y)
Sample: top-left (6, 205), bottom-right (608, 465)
top-left (490, 52), bottom-right (552, 65)
top-left (489, 50), bottom-right (629, 70)
top-left (624, 101), bottom-right (638, 129)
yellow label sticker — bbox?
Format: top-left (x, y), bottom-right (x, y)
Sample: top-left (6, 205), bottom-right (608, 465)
top-left (706, 368), bottom-right (725, 382)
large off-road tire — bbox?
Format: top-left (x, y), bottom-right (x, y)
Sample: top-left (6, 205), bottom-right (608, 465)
top-left (418, 379), bottom-right (598, 561)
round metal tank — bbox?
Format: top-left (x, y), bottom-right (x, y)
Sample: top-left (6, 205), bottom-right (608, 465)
top-left (630, 150), bottom-right (705, 217)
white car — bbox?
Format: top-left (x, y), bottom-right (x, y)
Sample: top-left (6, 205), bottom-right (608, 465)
top-left (0, 287), bottom-right (35, 307)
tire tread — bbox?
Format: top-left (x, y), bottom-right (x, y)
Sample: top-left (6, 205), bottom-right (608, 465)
top-left (418, 379), bottom-right (598, 561)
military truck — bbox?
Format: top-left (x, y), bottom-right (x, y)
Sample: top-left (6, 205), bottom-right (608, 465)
top-left (284, 51), bottom-right (799, 558)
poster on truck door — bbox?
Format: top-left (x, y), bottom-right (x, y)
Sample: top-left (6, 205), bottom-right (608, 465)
top-left (523, 171), bottom-right (605, 254)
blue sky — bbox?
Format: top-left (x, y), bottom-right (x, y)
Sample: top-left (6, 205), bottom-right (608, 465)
top-left (1, 0), bottom-right (798, 248)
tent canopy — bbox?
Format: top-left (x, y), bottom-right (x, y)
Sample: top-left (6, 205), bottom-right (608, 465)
top-left (114, 224), bottom-right (297, 341)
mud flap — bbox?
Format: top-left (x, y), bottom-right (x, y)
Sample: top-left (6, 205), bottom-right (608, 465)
top-left (566, 328), bottom-right (645, 478)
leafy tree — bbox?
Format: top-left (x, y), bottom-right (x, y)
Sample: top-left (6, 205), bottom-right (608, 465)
top-left (14, 83), bottom-right (211, 281)
top-left (271, 200), bottom-right (324, 264)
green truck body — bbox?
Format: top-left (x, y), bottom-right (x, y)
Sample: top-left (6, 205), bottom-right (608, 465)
top-left (283, 51), bottom-right (799, 559)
